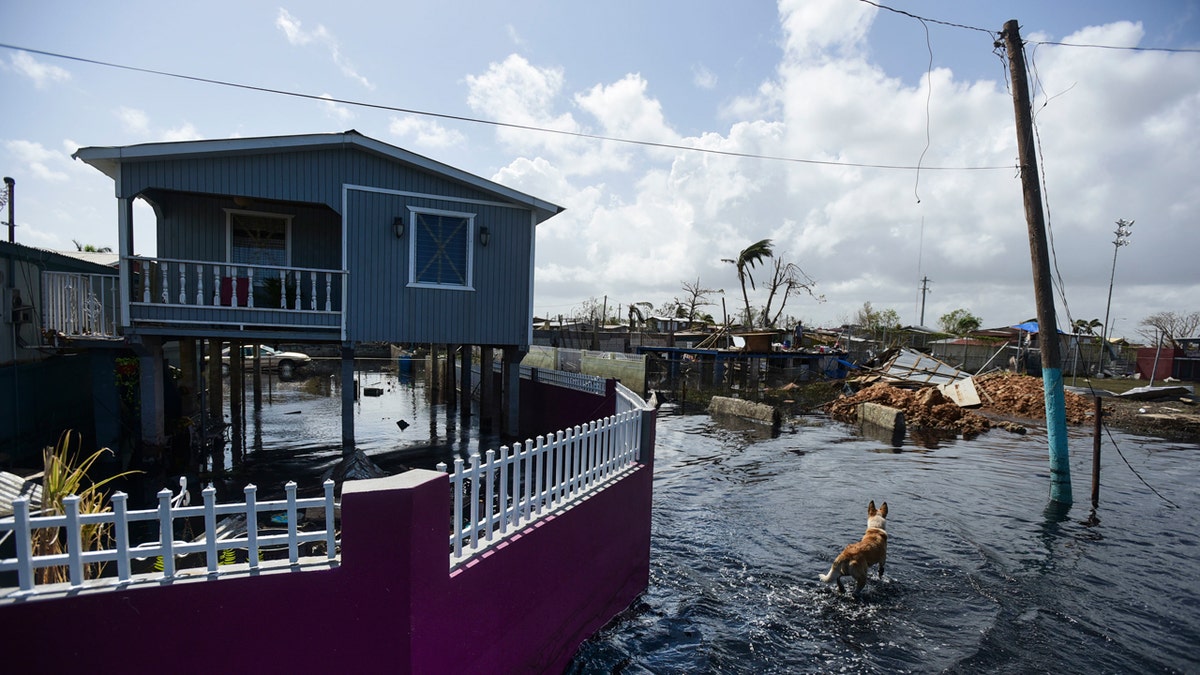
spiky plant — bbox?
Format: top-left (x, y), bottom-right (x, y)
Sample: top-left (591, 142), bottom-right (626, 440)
top-left (33, 430), bottom-right (139, 584)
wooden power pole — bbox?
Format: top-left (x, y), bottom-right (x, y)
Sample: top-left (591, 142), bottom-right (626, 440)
top-left (1002, 19), bottom-right (1072, 504)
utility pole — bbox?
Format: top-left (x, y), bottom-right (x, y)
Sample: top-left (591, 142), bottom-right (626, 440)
top-left (1098, 219), bottom-right (1133, 376)
top-left (919, 276), bottom-right (932, 326)
top-left (3, 177), bottom-right (13, 243)
top-left (1002, 19), bottom-right (1072, 504)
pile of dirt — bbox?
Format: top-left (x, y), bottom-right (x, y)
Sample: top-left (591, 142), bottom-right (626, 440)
top-left (973, 371), bottom-right (1092, 424)
top-left (826, 372), bottom-right (1100, 438)
top-left (826, 382), bottom-right (991, 437)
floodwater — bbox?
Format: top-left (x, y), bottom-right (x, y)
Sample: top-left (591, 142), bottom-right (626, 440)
top-left (202, 362), bottom-right (501, 500)
top-left (568, 408), bottom-right (1200, 674)
top-left (210, 366), bottom-right (1199, 673)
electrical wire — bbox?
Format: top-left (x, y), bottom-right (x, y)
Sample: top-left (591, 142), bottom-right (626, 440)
top-left (0, 42), bottom-right (1011, 173)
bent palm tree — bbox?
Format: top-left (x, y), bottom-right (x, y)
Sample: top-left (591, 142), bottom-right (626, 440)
top-left (722, 238), bottom-right (773, 327)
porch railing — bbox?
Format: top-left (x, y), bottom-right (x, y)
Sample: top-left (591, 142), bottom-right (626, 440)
top-left (439, 407), bottom-right (643, 568)
top-left (130, 255), bottom-right (344, 314)
top-left (41, 271), bottom-right (120, 338)
top-left (0, 480), bottom-right (336, 596)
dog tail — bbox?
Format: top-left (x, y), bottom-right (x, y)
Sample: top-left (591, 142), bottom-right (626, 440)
top-left (819, 557), bottom-right (844, 583)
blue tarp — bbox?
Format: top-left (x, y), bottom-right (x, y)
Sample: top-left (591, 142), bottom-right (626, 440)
top-left (1011, 321), bottom-right (1064, 334)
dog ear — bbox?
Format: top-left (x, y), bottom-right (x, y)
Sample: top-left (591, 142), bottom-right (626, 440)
top-left (880, 502), bottom-right (888, 518)
top-left (868, 500), bottom-right (876, 516)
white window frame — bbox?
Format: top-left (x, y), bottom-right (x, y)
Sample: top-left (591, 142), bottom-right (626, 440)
top-left (407, 206), bottom-right (476, 291)
top-left (224, 209), bottom-right (293, 268)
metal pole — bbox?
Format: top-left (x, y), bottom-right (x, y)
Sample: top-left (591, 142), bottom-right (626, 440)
top-left (3, 177), bottom-right (13, 243)
top-left (1091, 396), bottom-right (1102, 507)
top-left (1003, 19), bottom-right (1072, 504)
top-left (1098, 219), bottom-right (1133, 376)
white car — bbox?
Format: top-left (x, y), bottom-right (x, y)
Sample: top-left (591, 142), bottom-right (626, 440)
top-left (217, 345), bottom-right (311, 374)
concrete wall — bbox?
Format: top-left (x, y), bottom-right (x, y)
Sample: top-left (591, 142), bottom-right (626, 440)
top-left (520, 372), bottom-right (617, 437)
top-left (2, 460), bottom-right (654, 674)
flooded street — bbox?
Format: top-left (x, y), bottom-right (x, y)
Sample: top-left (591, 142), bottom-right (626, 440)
top-left (570, 408), bottom-right (1199, 673)
top-left (212, 367), bottom-right (1198, 672)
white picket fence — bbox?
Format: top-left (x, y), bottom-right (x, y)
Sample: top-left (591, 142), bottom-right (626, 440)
top-left (440, 408), bottom-right (644, 568)
top-left (0, 480), bottom-right (336, 595)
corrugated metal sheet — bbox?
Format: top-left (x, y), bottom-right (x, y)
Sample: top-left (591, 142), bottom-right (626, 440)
top-left (0, 471), bottom-right (42, 519)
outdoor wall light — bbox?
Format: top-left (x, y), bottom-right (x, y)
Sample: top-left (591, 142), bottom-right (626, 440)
top-left (479, 225), bottom-right (490, 247)
top-left (393, 216), bottom-right (404, 239)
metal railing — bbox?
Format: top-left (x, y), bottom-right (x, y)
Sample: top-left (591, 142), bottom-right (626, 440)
top-left (41, 271), bottom-right (120, 338)
top-left (1, 480), bottom-right (336, 596)
top-left (129, 255), bottom-right (344, 313)
top-left (439, 408), bottom-right (643, 568)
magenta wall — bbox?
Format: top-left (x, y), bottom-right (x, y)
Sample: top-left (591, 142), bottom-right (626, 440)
top-left (519, 373), bottom-right (617, 436)
top-left (1, 457), bottom-right (653, 674)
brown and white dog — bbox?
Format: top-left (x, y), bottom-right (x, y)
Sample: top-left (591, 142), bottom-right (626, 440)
top-left (819, 501), bottom-right (888, 597)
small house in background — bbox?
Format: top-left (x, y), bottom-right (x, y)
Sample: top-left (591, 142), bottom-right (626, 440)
top-left (1, 241), bottom-right (121, 461)
top-left (62, 130), bottom-right (562, 453)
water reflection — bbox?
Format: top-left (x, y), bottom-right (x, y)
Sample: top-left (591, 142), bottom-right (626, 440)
top-left (192, 359), bottom-right (499, 501)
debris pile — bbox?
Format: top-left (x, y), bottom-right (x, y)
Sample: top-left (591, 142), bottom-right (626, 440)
top-left (827, 382), bottom-right (991, 437)
top-left (827, 371), bottom-right (1094, 438)
top-left (973, 371), bottom-right (1091, 424)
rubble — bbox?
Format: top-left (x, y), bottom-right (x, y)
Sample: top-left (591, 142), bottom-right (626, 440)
top-left (827, 371), bottom-right (1094, 438)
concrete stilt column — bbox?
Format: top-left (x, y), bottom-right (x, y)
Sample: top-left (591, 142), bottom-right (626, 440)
top-left (341, 343), bottom-right (356, 457)
top-left (135, 336), bottom-right (166, 447)
top-left (480, 346), bottom-right (495, 432)
top-left (501, 347), bottom-right (525, 438)
top-left (207, 339), bottom-right (223, 428)
top-left (459, 345), bottom-right (472, 422)
top-left (445, 344), bottom-right (459, 407)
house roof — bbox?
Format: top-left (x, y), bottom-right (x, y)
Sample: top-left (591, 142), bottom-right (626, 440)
top-left (73, 130), bottom-right (564, 223)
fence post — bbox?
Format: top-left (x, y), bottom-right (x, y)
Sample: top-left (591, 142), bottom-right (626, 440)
top-left (13, 499), bottom-right (34, 592)
top-left (113, 491), bottom-right (131, 582)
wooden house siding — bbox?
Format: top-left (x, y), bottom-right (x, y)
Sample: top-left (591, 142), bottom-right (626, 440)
top-left (79, 133), bottom-right (558, 349)
top-left (343, 187), bottom-right (535, 345)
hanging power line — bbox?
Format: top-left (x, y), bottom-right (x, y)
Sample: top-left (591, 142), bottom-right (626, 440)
top-left (860, 0), bottom-right (1200, 54)
top-left (0, 41), bottom-right (1014, 173)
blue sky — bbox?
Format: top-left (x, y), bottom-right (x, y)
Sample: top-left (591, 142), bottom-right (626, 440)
top-left (2, 0), bottom-right (1198, 337)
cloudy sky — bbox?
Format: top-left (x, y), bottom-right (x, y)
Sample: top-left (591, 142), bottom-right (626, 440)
top-left (2, 0), bottom-right (1197, 337)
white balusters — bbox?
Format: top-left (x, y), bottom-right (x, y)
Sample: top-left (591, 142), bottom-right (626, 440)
top-left (246, 268), bottom-right (255, 308)
top-left (178, 263), bottom-right (187, 305)
top-left (325, 272), bottom-right (333, 311)
top-left (310, 272), bottom-right (317, 311)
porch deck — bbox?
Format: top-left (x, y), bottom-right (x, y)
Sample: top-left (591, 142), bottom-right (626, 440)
top-left (43, 255), bottom-right (346, 341)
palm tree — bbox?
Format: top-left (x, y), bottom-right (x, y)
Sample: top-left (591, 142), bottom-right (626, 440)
top-left (1072, 318), bottom-right (1102, 336)
top-left (721, 238), bottom-right (773, 328)
top-left (72, 239), bottom-right (113, 253)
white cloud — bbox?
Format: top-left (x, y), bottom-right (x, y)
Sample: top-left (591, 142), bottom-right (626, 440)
top-left (116, 106), bottom-right (151, 135)
top-left (320, 94), bottom-right (356, 124)
top-left (506, 24), bottom-right (526, 48)
top-left (162, 123), bottom-right (202, 142)
top-left (9, 51), bottom-right (70, 88)
top-left (275, 8), bottom-right (374, 90)
top-left (693, 65), bottom-right (718, 90)
top-left (388, 115), bottom-right (466, 149)
top-left (5, 140), bottom-right (71, 182)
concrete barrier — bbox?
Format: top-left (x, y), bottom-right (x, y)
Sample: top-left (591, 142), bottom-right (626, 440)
top-left (858, 402), bottom-right (905, 446)
top-left (709, 396), bottom-right (781, 427)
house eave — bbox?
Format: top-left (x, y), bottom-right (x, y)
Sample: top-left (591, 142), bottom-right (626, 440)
top-left (72, 130), bottom-right (565, 222)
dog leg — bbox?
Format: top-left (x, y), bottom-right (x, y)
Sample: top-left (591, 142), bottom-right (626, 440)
top-left (879, 556), bottom-right (886, 580)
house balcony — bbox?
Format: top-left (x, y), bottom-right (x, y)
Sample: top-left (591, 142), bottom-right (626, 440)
top-left (43, 256), bottom-right (347, 343)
